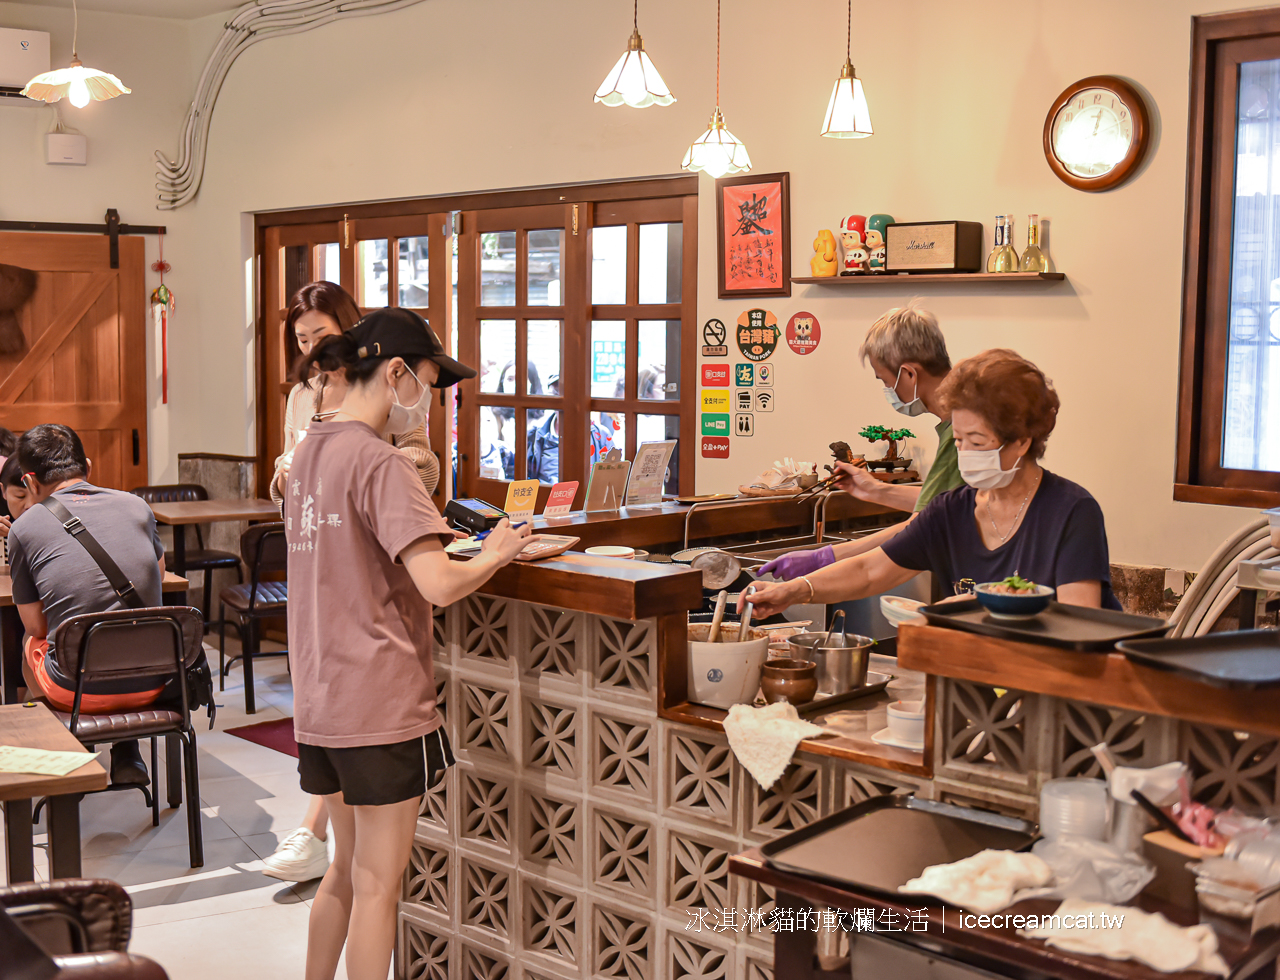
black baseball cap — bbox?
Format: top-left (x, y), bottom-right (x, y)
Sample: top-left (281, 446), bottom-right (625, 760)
top-left (349, 308), bottom-right (476, 388)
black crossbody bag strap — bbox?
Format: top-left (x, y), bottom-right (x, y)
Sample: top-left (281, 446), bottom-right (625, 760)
top-left (40, 497), bottom-right (147, 610)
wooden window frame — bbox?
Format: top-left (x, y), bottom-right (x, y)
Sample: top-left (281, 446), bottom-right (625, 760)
top-left (1177, 8), bottom-right (1280, 508)
top-left (254, 174), bottom-right (697, 507)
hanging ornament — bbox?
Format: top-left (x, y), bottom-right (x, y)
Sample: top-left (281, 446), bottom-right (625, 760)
top-left (150, 238), bottom-right (173, 405)
top-left (681, 0), bottom-right (751, 177)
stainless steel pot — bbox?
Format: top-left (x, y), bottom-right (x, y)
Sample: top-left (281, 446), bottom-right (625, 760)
top-left (787, 632), bottom-right (874, 696)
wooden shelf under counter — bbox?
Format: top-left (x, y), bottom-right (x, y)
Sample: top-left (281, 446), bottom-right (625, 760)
top-left (897, 620), bottom-right (1280, 738)
top-left (792, 271), bottom-right (1066, 285)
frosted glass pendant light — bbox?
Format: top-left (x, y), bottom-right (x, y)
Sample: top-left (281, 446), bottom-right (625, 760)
top-left (23, 0), bottom-right (130, 107)
top-left (595, 0), bottom-right (675, 107)
top-left (819, 0), bottom-right (872, 138)
top-left (681, 0), bottom-right (751, 177)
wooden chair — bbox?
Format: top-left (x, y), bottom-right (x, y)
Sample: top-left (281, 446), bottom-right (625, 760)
top-left (130, 485), bottom-right (243, 629)
top-left (218, 523), bottom-right (288, 714)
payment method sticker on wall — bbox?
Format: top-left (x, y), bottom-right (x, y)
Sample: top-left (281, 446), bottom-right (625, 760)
top-left (756, 363), bottom-right (774, 386)
top-left (734, 389), bottom-right (753, 412)
top-left (736, 309), bottom-right (778, 362)
top-left (734, 363), bottom-right (754, 386)
top-left (701, 437), bottom-right (731, 459)
top-left (701, 389), bottom-right (730, 413)
top-left (701, 363), bottom-right (730, 386)
top-left (786, 311), bottom-right (821, 355)
top-left (701, 414), bottom-right (730, 437)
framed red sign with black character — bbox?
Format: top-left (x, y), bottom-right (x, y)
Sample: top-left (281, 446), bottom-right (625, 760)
top-left (717, 172), bottom-right (791, 299)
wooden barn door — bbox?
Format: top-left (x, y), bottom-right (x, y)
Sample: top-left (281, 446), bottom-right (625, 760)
top-left (0, 233), bottom-right (148, 489)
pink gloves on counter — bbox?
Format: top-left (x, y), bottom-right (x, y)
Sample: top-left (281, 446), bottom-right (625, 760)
top-left (757, 545), bottom-right (836, 582)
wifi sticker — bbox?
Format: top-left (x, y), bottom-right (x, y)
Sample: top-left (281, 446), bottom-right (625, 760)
top-left (754, 390), bottom-right (774, 412)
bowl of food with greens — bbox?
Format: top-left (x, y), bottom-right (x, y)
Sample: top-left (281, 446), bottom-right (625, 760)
top-left (974, 574), bottom-right (1055, 620)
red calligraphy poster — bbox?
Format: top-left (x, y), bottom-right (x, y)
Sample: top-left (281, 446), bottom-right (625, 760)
top-left (717, 173), bottom-right (791, 299)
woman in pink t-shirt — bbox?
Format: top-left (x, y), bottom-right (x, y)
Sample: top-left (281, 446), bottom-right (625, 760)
top-left (286, 308), bottom-right (530, 980)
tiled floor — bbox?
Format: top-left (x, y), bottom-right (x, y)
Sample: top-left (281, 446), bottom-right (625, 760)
top-left (1, 637), bottom-right (354, 979)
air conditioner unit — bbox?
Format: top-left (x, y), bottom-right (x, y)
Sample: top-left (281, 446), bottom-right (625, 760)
top-left (0, 26), bottom-right (51, 103)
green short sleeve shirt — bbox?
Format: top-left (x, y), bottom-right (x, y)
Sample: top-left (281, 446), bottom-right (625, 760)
top-left (914, 419), bottom-right (963, 512)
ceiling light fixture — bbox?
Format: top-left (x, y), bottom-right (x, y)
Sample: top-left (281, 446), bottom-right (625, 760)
top-left (23, 0), bottom-right (130, 108)
top-left (681, 0), bottom-right (750, 178)
top-left (595, 0), bottom-right (674, 108)
top-left (819, 0), bottom-right (872, 138)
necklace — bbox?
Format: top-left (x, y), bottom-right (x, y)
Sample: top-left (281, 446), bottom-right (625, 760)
top-left (986, 473), bottom-right (1041, 544)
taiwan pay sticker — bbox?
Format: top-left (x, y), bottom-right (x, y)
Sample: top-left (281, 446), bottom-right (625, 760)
top-left (735, 413), bottom-right (755, 436)
top-left (735, 389), bottom-right (754, 412)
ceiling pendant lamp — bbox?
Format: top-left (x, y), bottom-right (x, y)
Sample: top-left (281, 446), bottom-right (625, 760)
top-left (819, 0), bottom-right (872, 138)
top-left (23, 0), bottom-right (130, 108)
top-left (595, 0), bottom-right (675, 108)
top-left (681, 0), bottom-right (750, 178)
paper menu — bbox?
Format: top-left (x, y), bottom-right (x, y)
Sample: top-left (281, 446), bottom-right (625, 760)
top-left (542, 481), bottom-right (579, 516)
top-left (625, 441), bottom-right (676, 507)
top-left (0, 744), bottom-right (98, 777)
top-left (584, 459), bottom-right (631, 513)
top-left (503, 480), bottom-right (540, 520)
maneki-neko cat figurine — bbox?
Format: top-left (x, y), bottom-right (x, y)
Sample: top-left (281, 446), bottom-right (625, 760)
top-left (865, 213), bottom-right (894, 273)
top-left (810, 230), bottom-right (838, 277)
top-left (839, 214), bottom-right (868, 274)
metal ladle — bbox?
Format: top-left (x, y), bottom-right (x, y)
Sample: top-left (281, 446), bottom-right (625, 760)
top-left (823, 609), bottom-right (846, 649)
top-left (690, 550), bottom-right (743, 591)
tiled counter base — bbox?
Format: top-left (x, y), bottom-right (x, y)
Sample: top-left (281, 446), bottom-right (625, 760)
top-left (396, 596), bottom-right (927, 980)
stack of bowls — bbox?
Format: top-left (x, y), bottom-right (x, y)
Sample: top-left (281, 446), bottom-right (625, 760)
top-left (1227, 834), bottom-right (1280, 887)
top-left (1039, 778), bottom-right (1110, 840)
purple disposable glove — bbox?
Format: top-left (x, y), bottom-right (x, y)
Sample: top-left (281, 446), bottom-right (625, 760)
top-left (757, 545), bottom-right (835, 582)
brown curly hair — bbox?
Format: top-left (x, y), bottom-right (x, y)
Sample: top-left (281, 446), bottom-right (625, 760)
top-left (938, 349), bottom-right (1060, 460)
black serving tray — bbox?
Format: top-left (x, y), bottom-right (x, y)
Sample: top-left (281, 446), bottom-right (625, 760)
top-left (794, 670), bottom-right (892, 717)
top-left (919, 598), bottom-right (1170, 652)
top-left (760, 794), bottom-right (1036, 898)
top-left (1116, 629), bottom-right (1280, 689)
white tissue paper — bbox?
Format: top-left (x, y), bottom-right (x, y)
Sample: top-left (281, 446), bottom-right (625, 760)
top-left (899, 850), bottom-right (1053, 914)
top-left (1020, 898), bottom-right (1228, 976)
top-left (723, 702), bottom-right (823, 791)
top-left (1109, 761), bottom-right (1186, 805)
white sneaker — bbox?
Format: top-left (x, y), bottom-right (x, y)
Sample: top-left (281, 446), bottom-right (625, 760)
top-left (260, 827), bottom-right (330, 882)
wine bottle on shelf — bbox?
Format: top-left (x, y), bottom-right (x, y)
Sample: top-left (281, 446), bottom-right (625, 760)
top-left (1020, 214), bottom-right (1049, 273)
top-left (986, 215), bottom-right (1006, 273)
top-left (993, 214), bottom-right (1020, 273)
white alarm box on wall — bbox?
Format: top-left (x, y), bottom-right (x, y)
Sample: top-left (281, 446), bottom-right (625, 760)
top-left (0, 26), bottom-right (51, 90)
top-left (46, 132), bottom-right (87, 165)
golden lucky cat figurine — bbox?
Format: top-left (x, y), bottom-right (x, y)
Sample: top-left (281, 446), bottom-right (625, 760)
top-left (810, 230), bottom-right (838, 277)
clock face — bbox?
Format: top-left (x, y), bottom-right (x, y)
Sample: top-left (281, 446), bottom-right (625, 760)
top-left (1050, 86), bottom-right (1135, 179)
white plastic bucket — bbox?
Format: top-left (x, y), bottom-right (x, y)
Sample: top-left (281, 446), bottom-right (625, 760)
top-left (686, 623), bottom-right (769, 709)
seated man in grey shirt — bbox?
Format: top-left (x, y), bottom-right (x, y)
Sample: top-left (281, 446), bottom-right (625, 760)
top-left (8, 424), bottom-right (167, 786)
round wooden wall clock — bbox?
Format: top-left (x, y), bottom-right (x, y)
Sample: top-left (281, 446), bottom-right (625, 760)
top-left (1043, 75), bottom-right (1151, 191)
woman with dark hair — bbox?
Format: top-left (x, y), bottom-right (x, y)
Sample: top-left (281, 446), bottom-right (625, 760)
top-left (742, 349), bottom-right (1120, 620)
top-left (1, 454), bottom-right (26, 561)
top-left (492, 359), bottom-right (544, 445)
top-left (284, 308), bottom-right (528, 980)
top-left (270, 282), bottom-right (438, 505)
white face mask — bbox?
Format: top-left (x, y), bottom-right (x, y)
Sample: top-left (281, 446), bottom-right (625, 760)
top-left (883, 365), bottom-right (927, 417)
top-left (385, 363), bottom-right (431, 436)
top-left (957, 444), bottom-right (1021, 490)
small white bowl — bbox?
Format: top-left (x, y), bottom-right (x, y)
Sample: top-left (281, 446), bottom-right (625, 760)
top-left (585, 546), bottom-right (636, 559)
top-left (886, 699), bottom-right (925, 746)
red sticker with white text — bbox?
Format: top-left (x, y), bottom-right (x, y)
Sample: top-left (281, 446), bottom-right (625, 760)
top-left (786, 311), bottom-right (821, 355)
top-left (701, 363), bottom-right (731, 386)
top-left (701, 437), bottom-right (731, 459)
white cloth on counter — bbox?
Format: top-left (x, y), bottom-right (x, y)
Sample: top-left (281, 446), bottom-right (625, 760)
top-left (1020, 899), bottom-right (1228, 976)
top-left (899, 850), bottom-right (1053, 914)
top-left (1109, 761), bottom-right (1186, 805)
top-left (722, 702), bottom-right (823, 791)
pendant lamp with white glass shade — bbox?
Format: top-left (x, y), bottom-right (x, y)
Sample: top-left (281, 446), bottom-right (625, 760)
top-left (819, 0), bottom-right (872, 138)
top-left (595, 0), bottom-right (675, 107)
top-left (23, 0), bottom-right (130, 108)
top-left (681, 0), bottom-right (750, 177)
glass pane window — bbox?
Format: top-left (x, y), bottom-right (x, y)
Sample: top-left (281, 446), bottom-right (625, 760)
top-left (479, 320), bottom-right (516, 393)
top-left (527, 320), bottom-right (561, 397)
top-left (398, 236), bottom-right (430, 307)
top-left (591, 320), bottom-right (626, 398)
top-left (479, 405), bottom-right (516, 481)
top-left (637, 319), bottom-right (679, 400)
top-left (638, 223), bottom-right (683, 304)
top-left (480, 231), bottom-right (517, 306)
top-left (527, 408), bottom-right (559, 485)
top-left (590, 413), bottom-right (621, 467)
top-left (638, 414), bottom-right (680, 493)
top-left (315, 243), bottom-right (340, 285)
top-left (282, 245), bottom-right (308, 307)
top-left (357, 239), bottom-right (390, 308)
top-left (528, 229), bottom-right (564, 306)
top-left (1224, 58), bottom-right (1280, 472)
top-left (591, 225), bottom-right (627, 305)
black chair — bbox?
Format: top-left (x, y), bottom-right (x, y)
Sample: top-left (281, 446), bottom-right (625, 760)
top-left (218, 523), bottom-right (288, 715)
top-left (39, 607), bottom-right (207, 869)
top-left (130, 485), bottom-right (243, 629)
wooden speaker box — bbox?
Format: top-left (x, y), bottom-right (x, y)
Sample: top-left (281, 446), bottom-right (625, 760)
top-left (885, 221), bottom-right (984, 273)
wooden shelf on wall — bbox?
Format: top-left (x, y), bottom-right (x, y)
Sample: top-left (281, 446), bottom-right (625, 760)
top-left (791, 272), bottom-right (1066, 285)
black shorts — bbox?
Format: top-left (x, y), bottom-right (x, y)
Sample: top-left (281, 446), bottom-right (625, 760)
top-left (297, 728), bottom-right (454, 806)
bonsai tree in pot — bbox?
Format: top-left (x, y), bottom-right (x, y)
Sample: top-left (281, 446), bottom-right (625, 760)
top-left (859, 424), bottom-right (915, 468)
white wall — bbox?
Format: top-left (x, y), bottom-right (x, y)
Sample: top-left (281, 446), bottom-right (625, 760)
top-left (0, 0), bottom-right (1269, 570)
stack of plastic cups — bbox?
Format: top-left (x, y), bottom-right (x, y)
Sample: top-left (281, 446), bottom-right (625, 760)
top-left (1039, 778), bottom-right (1110, 840)
top-left (1226, 834), bottom-right (1280, 887)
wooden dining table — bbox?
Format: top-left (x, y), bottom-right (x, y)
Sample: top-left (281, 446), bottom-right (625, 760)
top-left (148, 498), bottom-right (281, 577)
top-left (0, 570), bottom-right (189, 705)
top-left (1, 702), bottom-right (108, 882)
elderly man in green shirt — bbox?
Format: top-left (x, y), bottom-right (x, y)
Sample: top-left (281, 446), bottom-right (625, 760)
top-left (757, 301), bottom-right (962, 581)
